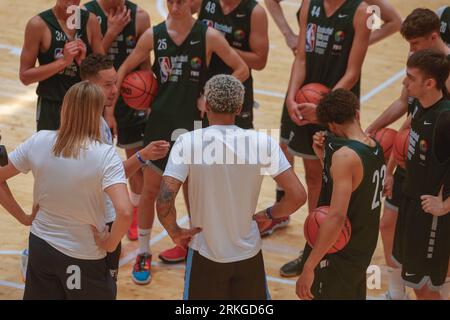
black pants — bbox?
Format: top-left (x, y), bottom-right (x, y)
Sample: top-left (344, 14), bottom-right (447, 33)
top-left (23, 233), bottom-right (116, 300)
top-left (183, 249), bottom-right (270, 300)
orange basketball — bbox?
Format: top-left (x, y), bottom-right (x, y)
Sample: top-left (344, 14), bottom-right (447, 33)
top-left (304, 206), bottom-right (352, 254)
top-left (295, 83), bottom-right (330, 105)
top-left (370, 128), bottom-right (398, 161)
top-left (393, 128), bottom-right (410, 169)
top-left (121, 70), bottom-right (158, 110)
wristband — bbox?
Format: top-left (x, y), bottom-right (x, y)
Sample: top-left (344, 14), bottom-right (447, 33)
top-left (136, 151), bottom-right (147, 165)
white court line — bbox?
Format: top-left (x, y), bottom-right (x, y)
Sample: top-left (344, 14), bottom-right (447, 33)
top-left (0, 250), bottom-right (22, 255)
top-left (361, 69), bottom-right (405, 103)
top-left (266, 276), bottom-right (296, 286)
top-left (0, 280), bottom-right (25, 290)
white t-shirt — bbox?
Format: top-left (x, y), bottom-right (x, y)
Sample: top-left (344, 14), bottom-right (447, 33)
top-left (100, 117), bottom-right (116, 224)
top-left (9, 130), bottom-right (126, 260)
top-left (164, 125), bottom-right (291, 263)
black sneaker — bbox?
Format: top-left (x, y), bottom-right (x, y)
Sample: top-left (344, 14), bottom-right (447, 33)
top-left (279, 251), bottom-right (303, 277)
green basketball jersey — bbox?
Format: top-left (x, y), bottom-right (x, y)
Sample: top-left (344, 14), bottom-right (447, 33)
top-left (304, 0), bottom-right (361, 97)
top-left (198, 0), bottom-right (257, 114)
top-left (404, 98), bottom-right (450, 198)
top-left (36, 8), bottom-right (92, 102)
top-left (439, 6), bottom-right (450, 47)
top-left (151, 21), bottom-right (207, 119)
top-left (319, 134), bottom-right (386, 269)
top-left (84, 0), bottom-right (138, 70)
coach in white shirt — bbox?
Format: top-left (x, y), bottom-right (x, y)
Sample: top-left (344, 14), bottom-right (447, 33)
top-left (156, 74), bottom-right (307, 300)
top-left (0, 81), bottom-right (132, 300)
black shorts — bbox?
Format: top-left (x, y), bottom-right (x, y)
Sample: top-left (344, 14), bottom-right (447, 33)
top-left (235, 109), bottom-right (254, 129)
top-left (298, 244), bottom-right (367, 300)
top-left (36, 97), bottom-right (62, 131)
top-left (117, 123), bottom-right (145, 150)
top-left (287, 123), bottom-right (323, 159)
top-left (183, 249), bottom-right (270, 300)
top-left (106, 222), bottom-right (121, 282)
top-left (24, 233), bottom-right (116, 300)
top-left (392, 196), bottom-right (450, 290)
top-left (144, 112), bottom-right (201, 173)
top-left (280, 100), bottom-right (295, 144)
top-left (384, 167), bottom-right (406, 212)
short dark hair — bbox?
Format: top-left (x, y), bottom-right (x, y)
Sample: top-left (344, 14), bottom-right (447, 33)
top-left (407, 49), bottom-right (450, 92)
top-left (316, 89), bottom-right (359, 125)
top-left (401, 8), bottom-right (440, 40)
top-left (80, 53), bottom-right (114, 80)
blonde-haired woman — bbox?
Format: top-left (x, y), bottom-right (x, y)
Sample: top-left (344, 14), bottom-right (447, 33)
top-left (0, 81), bottom-right (132, 299)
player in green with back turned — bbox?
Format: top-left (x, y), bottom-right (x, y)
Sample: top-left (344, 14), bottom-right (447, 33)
top-left (296, 89), bottom-right (386, 300)
top-left (116, 0), bottom-right (249, 285)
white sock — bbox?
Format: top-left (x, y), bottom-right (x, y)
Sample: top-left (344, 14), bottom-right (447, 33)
top-left (439, 277), bottom-right (450, 300)
top-left (129, 191), bottom-right (141, 207)
top-left (138, 228), bottom-right (151, 255)
top-left (387, 267), bottom-right (406, 299)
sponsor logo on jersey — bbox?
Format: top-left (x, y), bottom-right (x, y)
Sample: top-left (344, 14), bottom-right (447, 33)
top-left (126, 35), bottom-right (137, 47)
top-left (419, 139), bottom-right (428, 153)
top-left (202, 19), bottom-right (214, 28)
top-left (334, 31), bottom-right (345, 43)
top-left (234, 29), bottom-right (245, 41)
top-left (54, 48), bottom-right (64, 60)
top-left (306, 23), bottom-right (317, 52)
top-left (158, 56), bottom-right (172, 83)
top-left (191, 57), bottom-right (202, 70)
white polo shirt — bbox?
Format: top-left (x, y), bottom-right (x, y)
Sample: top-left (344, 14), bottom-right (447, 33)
top-left (9, 130), bottom-right (126, 260)
top-left (164, 125), bottom-right (291, 263)
top-left (100, 117), bottom-right (116, 224)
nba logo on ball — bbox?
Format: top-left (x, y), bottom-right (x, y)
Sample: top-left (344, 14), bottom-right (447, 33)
top-left (126, 35), bottom-right (136, 47)
top-left (306, 23), bottom-right (317, 52)
top-left (158, 56), bottom-right (172, 83)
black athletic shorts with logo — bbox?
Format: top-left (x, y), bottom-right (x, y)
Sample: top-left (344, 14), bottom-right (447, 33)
top-left (384, 168), bottom-right (406, 212)
top-left (115, 98), bottom-right (147, 149)
top-left (287, 123), bottom-right (322, 160)
top-left (106, 222), bottom-right (121, 282)
top-left (36, 97), bottom-right (62, 131)
top-left (24, 233), bottom-right (116, 300)
top-left (117, 122), bottom-right (146, 150)
top-left (298, 244), bottom-right (367, 300)
top-left (392, 196), bottom-right (450, 290)
top-left (183, 249), bottom-right (270, 300)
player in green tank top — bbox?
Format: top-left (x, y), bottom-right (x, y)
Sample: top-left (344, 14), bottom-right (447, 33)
top-left (391, 50), bottom-right (450, 300)
top-left (84, 0), bottom-right (151, 242)
top-left (19, 0), bottom-right (104, 131)
top-left (365, 8), bottom-right (450, 300)
top-left (296, 89), bottom-right (385, 300)
top-left (193, 0), bottom-right (269, 130)
top-left (115, 0), bottom-right (248, 285)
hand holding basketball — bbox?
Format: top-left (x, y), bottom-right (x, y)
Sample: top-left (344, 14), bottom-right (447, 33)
top-left (297, 102), bottom-right (318, 124)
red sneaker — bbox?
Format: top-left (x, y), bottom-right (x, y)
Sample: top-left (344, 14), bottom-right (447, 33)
top-left (260, 217), bottom-right (290, 237)
top-left (127, 207), bottom-right (138, 241)
top-left (158, 245), bottom-right (187, 263)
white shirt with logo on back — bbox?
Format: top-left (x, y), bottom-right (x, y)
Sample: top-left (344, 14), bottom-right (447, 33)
top-left (164, 125), bottom-right (291, 263)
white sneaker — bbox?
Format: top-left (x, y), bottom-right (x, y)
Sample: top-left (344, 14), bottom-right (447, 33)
top-left (20, 249), bottom-right (28, 282)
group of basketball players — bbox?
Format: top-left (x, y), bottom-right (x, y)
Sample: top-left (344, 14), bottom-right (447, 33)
top-left (0, 0), bottom-right (447, 299)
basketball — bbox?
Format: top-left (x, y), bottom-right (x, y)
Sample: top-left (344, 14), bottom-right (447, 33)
top-left (304, 206), bottom-right (352, 254)
top-left (121, 70), bottom-right (158, 110)
top-left (295, 83), bottom-right (330, 105)
top-left (370, 127), bottom-right (398, 161)
top-left (393, 128), bottom-right (410, 169)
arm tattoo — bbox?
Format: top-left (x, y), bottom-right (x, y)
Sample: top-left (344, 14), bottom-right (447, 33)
top-left (157, 179), bottom-right (176, 218)
top-left (156, 177), bottom-right (182, 234)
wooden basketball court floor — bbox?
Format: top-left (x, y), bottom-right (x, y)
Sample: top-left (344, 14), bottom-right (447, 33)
top-left (0, 0), bottom-right (447, 300)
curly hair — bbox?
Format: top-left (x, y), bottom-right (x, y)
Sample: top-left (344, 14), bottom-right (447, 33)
top-left (316, 89), bottom-right (359, 125)
top-left (80, 53), bottom-right (114, 80)
top-left (204, 74), bottom-right (245, 113)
